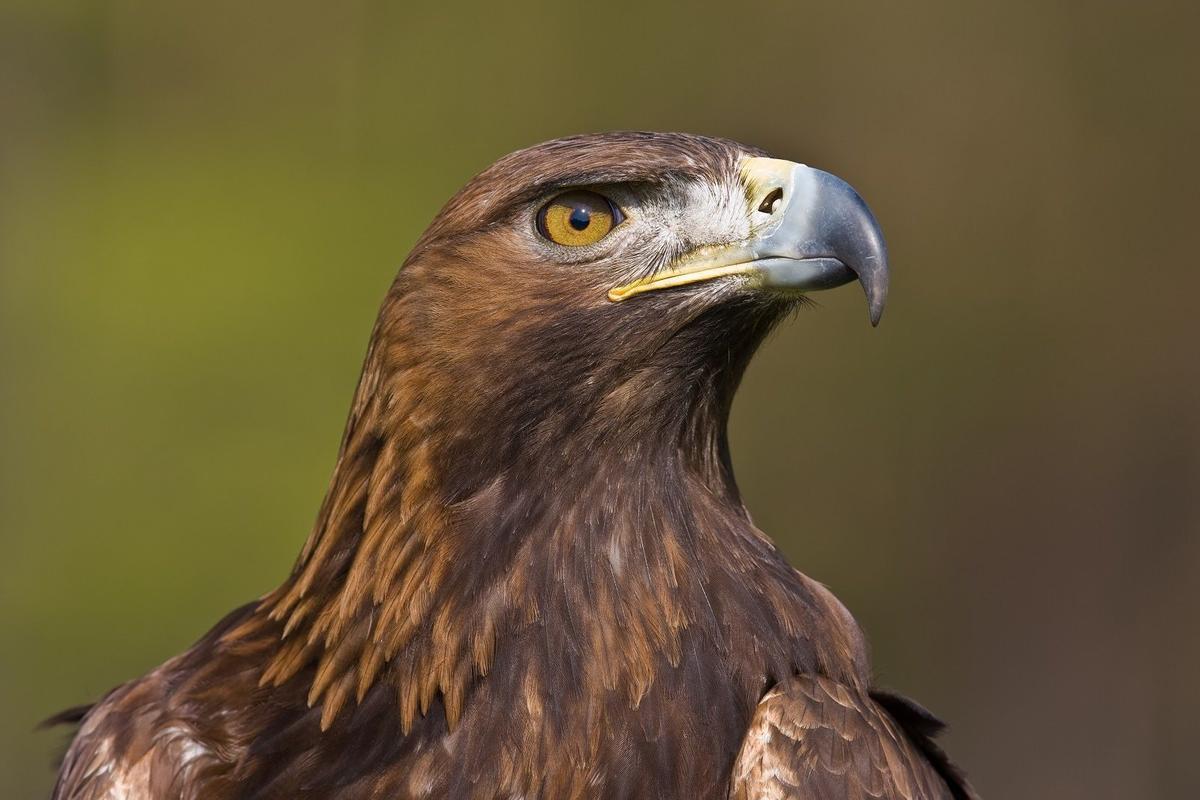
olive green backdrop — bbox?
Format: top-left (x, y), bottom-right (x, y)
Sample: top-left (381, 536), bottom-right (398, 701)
top-left (2, 1), bottom-right (1197, 797)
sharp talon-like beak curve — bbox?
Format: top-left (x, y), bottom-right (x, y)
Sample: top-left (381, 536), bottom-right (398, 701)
top-left (608, 157), bottom-right (890, 326)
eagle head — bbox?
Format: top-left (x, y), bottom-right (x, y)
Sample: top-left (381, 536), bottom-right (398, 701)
top-left (362, 132), bottom-right (888, 485)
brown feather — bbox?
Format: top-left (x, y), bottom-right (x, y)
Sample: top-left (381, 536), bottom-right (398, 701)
top-left (729, 675), bottom-right (977, 800)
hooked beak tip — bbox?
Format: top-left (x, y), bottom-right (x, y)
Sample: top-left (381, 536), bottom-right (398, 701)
top-left (860, 264), bottom-right (888, 326)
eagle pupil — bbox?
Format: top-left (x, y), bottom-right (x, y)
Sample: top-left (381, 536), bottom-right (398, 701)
top-left (568, 208), bottom-right (591, 230)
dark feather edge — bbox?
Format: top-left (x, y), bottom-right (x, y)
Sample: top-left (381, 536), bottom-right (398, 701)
top-left (871, 689), bottom-right (980, 800)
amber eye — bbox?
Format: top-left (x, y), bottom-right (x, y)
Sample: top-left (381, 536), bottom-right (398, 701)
top-left (536, 190), bottom-right (623, 247)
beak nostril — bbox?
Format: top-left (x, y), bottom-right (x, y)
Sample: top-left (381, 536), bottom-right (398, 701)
top-left (758, 187), bottom-right (784, 215)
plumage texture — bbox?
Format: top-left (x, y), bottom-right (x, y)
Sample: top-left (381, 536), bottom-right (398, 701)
top-left (729, 679), bottom-right (972, 800)
top-left (49, 132), bottom-right (975, 799)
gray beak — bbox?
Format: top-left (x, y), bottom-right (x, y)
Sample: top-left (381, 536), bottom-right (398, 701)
top-left (609, 158), bottom-right (890, 326)
top-left (753, 164), bottom-right (890, 326)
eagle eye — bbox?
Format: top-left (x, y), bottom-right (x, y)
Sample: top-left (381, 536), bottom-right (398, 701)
top-left (536, 191), bottom-right (623, 247)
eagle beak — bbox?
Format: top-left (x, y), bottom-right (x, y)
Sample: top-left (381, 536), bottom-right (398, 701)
top-left (608, 158), bottom-right (890, 326)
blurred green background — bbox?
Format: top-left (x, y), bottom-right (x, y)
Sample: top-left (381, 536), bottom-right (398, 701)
top-left (2, 1), bottom-right (1198, 797)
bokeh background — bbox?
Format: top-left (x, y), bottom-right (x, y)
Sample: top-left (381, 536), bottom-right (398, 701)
top-left (2, 1), bottom-right (1198, 797)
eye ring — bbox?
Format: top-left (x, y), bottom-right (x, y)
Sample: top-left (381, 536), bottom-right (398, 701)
top-left (536, 190), bottom-right (624, 247)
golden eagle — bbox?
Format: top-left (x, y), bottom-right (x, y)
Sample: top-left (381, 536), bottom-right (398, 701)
top-left (50, 132), bottom-right (975, 799)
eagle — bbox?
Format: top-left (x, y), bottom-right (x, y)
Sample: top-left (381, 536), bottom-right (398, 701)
top-left (49, 132), bottom-right (976, 800)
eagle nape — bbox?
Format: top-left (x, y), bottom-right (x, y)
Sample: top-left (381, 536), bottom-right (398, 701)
top-left (608, 157), bottom-right (890, 326)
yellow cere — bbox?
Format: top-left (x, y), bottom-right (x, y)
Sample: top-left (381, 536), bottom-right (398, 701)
top-left (537, 190), bottom-right (616, 247)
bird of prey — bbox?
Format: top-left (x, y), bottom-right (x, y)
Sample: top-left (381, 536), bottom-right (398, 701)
top-left (49, 132), bottom-right (975, 799)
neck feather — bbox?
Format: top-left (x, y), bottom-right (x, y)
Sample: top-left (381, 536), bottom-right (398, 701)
top-left (249, 301), bottom-right (864, 732)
